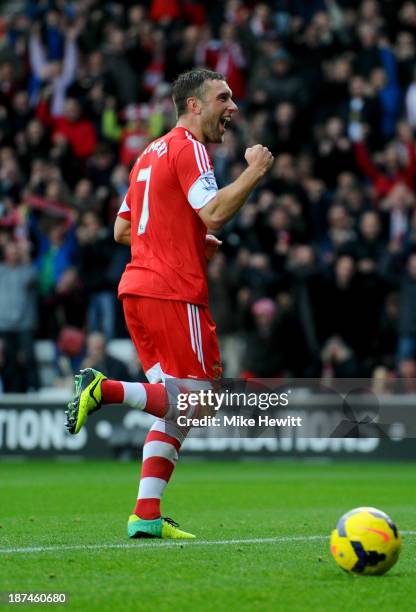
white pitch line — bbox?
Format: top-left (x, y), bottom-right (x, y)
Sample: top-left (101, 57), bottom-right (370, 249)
top-left (0, 535), bottom-right (326, 554)
top-left (1, 531), bottom-right (415, 555)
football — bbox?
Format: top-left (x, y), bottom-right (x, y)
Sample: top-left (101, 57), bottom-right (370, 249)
top-left (330, 507), bottom-right (402, 575)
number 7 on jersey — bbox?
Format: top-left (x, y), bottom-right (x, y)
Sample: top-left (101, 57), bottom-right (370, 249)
top-left (137, 166), bottom-right (152, 235)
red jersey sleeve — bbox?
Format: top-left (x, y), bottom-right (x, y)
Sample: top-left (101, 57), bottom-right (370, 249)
top-left (117, 189), bottom-right (131, 221)
top-left (174, 139), bottom-right (218, 210)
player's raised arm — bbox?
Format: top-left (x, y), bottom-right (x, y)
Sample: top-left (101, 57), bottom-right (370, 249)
top-left (198, 144), bottom-right (274, 231)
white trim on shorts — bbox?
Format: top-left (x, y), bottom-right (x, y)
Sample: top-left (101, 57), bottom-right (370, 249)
top-left (186, 304), bottom-right (206, 373)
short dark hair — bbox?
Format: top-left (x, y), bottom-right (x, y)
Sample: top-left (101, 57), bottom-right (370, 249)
top-left (172, 68), bottom-right (225, 117)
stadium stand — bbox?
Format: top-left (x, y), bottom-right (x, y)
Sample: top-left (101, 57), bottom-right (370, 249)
top-left (1, 0), bottom-right (416, 391)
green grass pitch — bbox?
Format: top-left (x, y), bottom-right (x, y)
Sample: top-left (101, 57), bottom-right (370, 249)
top-left (1, 460), bottom-right (415, 611)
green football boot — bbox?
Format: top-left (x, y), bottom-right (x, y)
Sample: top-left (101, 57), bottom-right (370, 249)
top-left (65, 368), bottom-right (107, 434)
top-left (127, 515), bottom-right (196, 539)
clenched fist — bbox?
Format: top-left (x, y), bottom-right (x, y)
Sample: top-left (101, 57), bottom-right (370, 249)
top-left (245, 145), bottom-right (274, 175)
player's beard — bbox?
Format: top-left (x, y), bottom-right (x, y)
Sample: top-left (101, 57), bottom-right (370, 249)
top-left (202, 114), bottom-right (224, 144)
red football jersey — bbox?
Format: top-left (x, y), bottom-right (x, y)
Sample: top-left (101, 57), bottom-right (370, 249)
top-left (117, 127), bottom-right (218, 306)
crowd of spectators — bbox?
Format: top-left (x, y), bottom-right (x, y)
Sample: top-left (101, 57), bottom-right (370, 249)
top-left (2, 0), bottom-right (416, 390)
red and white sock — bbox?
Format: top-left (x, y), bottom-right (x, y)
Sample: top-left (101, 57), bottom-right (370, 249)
top-left (101, 380), bottom-right (177, 419)
top-left (101, 380), bottom-right (195, 520)
top-left (133, 419), bottom-right (191, 520)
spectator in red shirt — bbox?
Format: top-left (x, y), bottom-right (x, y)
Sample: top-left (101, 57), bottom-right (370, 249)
top-left (197, 23), bottom-right (247, 100)
top-left (36, 95), bottom-right (97, 160)
top-left (351, 121), bottom-right (416, 202)
top-left (150, 0), bottom-right (181, 23)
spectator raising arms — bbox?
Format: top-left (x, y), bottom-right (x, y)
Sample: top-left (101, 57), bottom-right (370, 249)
top-left (29, 20), bottom-right (80, 116)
